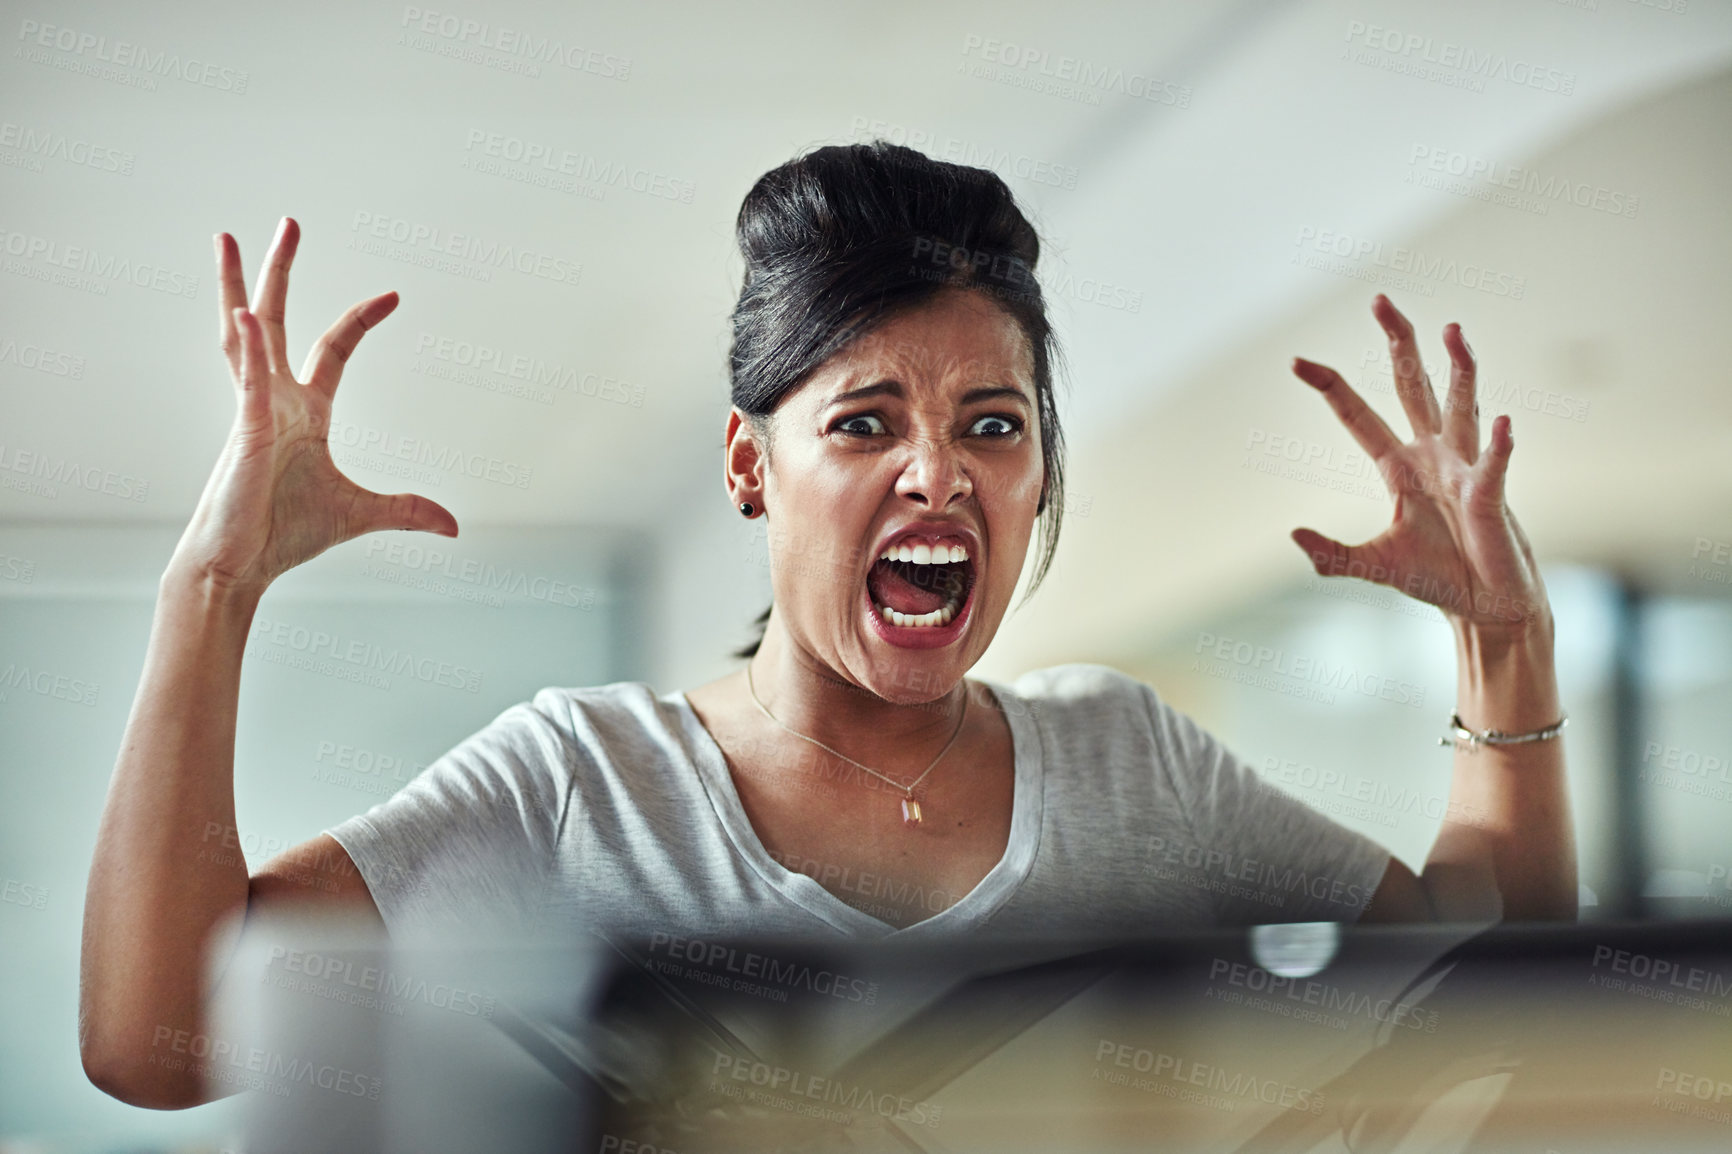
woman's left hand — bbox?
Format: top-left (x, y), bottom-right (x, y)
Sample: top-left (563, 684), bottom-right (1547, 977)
top-left (1289, 294), bottom-right (1551, 637)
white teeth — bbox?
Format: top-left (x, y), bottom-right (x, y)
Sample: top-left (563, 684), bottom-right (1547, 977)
top-left (878, 542), bottom-right (970, 564)
top-left (876, 596), bottom-right (962, 629)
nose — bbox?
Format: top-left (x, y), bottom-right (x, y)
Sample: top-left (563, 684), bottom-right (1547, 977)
top-left (894, 435), bottom-right (972, 508)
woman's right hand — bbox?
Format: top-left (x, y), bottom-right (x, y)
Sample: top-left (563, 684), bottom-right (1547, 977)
top-left (171, 217), bottom-right (458, 596)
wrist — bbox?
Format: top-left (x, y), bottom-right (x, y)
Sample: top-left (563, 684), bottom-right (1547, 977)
top-left (1451, 605), bottom-right (1555, 663)
top-left (1451, 610), bottom-right (1560, 734)
top-left (160, 558), bottom-right (267, 619)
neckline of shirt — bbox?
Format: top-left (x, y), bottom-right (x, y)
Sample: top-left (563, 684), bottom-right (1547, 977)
top-left (666, 676), bottom-right (1045, 941)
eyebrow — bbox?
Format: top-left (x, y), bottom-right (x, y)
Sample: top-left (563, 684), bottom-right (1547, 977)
top-left (824, 379), bottom-right (1032, 408)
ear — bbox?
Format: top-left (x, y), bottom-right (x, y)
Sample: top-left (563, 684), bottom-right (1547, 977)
top-left (724, 408), bottom-right (768, 510)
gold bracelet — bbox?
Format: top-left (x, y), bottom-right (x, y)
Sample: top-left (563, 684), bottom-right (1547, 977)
top-left (1438, 711), bottom-right (1568, 748)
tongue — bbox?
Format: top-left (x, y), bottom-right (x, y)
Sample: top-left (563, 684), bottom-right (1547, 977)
top-left (867, 562), bottom-right (947, 615)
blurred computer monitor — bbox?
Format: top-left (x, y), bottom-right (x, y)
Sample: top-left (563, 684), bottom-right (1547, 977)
top-left (212, 915), bottom-right (1732, 1153)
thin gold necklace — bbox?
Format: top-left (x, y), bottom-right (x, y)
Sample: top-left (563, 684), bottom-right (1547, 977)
top-left (744, 660), bottom-right (967, 828)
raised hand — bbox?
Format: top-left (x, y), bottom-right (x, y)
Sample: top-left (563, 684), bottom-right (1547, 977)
top-left (171, 217), bottom-right (457, 596)
top-left (1288, 294), bottom-right (1550, 635)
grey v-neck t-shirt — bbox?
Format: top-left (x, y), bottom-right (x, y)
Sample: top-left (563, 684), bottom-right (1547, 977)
top-left (323, 663), bottom-right (1393, 948)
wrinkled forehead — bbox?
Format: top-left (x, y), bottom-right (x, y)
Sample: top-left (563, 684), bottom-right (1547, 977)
top-left (849, 330), bottom-right (1028, 386)
top-left (811, 296), bottom-right (1036, 405)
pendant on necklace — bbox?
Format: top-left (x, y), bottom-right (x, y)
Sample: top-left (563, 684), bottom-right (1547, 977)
top-left (901, 796), bottom-right (923, 827)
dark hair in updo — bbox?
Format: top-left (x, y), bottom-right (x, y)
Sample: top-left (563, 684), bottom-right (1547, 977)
top-left (728, 140), bottom-right (1068, 660)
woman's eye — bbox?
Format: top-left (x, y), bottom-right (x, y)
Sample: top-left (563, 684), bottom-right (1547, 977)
top-left (970, 414), bottom-right (1023, 437)
top-left (836, 414), bottom-right (886, 436)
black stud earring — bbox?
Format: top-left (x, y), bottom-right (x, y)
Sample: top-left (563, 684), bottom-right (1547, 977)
top-left (739, 501), bottom-right (755, 517)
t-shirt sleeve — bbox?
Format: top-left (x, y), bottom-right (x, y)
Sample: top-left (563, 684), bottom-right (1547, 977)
top-left (321, 687), bottom-right (577, 946)
top-left (1137, 679), bottom-right (1393, 925)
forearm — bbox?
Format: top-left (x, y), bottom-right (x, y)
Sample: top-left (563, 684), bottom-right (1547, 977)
top-left (80, 562), bottom-right (261, 1106)
top-left (1422, 612), bottom-right (1577, 922)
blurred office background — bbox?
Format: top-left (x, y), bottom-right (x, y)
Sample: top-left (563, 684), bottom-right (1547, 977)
top-left (2, 0), bottom-right (1729, 1148)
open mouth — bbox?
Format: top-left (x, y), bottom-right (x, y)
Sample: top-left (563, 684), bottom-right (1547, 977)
top-left (865, 544), bottom-right (975, 630)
